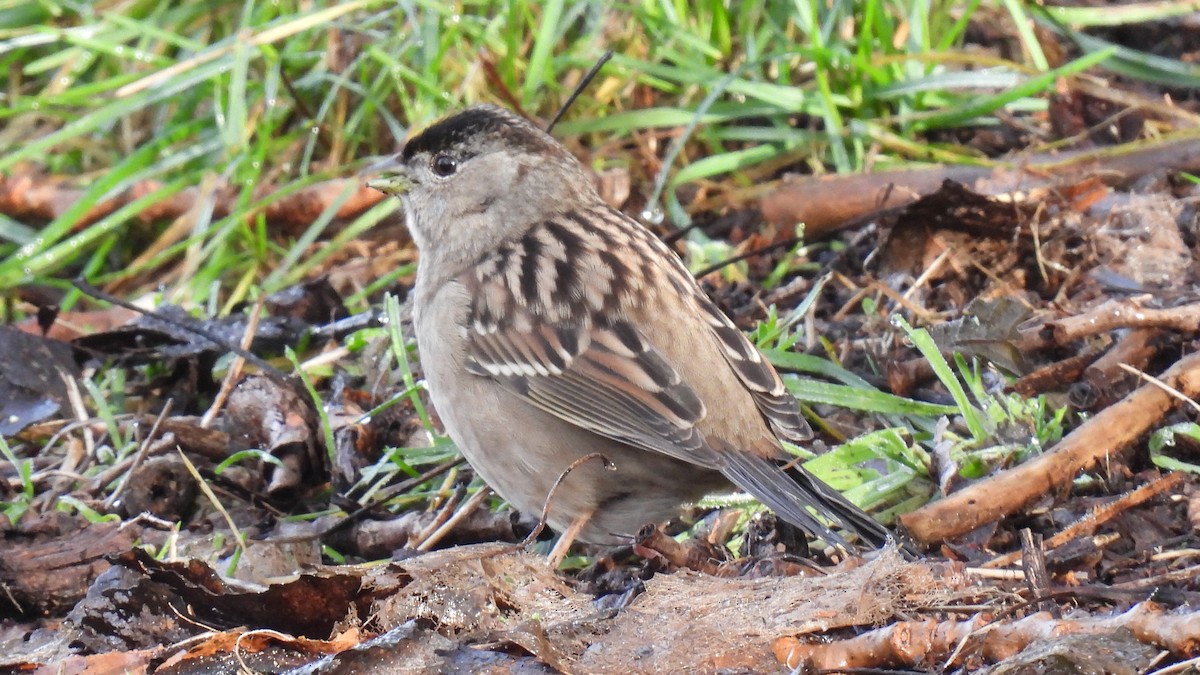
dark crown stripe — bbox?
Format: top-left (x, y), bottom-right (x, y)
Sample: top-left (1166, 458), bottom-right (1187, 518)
top-left (401, 106), bottom-right (507, 160)
top-left (400, 104), bottom-right (551, 160)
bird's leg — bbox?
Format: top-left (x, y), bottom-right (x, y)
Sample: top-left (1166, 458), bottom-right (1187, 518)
top-left (548, 507), bottom-right (594, 567)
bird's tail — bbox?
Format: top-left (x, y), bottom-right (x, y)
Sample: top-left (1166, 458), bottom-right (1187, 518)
top-left (720, 450), bottom-right (899, 552)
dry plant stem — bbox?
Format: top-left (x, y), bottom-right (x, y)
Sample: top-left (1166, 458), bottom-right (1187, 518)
top-left (519, 452), bottom-right (611, 550)
top-left (1072, 77), bottom-right (1200, 127)
top-left (408, 484), bottom-right (463, 548)
top-left (1152, 548), bottom-right (1200, 563)
top-left (1119, 362), bottom-right (1200, 414)
top-left (117, 173), bottom-right (222, 293)
top-left (1111, 563), bottom-right (1200, 590)
top-left (416, 486), bottom-right (494, 551)
top-left (634, 524), bottom-right (723, 575)
top-left (761, 133), bottom-right (1200, 234)
top-left (867, 278), bottom-right (941, 323)
top-left (176, 449), bottom-right (245, 550)
top-left (1153, 656), bottom-right (1200, 675)
top-left (1050, 300), bottom-right (1200, 344)
top-left (103, 400), bottom-right (173, 508)
top-left (899, 351), bottom-right (1200, 544)
top-left (965, 567), bottom-right (1025, 580)
top-left (201, 297), bottom-right (265, 429)
top-left (983, 472), bottom-right (1186, 569)
top-left (774, 601), bottom-right (1200, 671)
top-left (548, 507), bottom-right (596, 568)
top-left (62, 372), bottom-right (95, 469)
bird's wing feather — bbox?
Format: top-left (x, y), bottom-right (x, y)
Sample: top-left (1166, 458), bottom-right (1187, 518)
top-left (692, 295), bottom-right (813, 443)
top-left (467, 314), bottom-right (717, 466)
top-left (460, 218), bottom-right (722, 468)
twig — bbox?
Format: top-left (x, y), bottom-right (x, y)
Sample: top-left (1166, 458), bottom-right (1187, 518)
top-left (200, 297), bottom-right (266, 428)
top-left (72, 277), bottom-right (290, 385)
top-left (1050, 299), bottom-right (1200, 345)
top-left (900, 350), bottom-right (1200, 544)
top-left (546, 50), bottom-right (613, 134)
top-left (521, 452), bottom-right (612, 548)
top-left (416, 486), bottom-right (494, 551)
top-left (1118, 362), bottom-right (1200, 414)
top-left (983, 472), bottom-right (1185, 569)
top-left (103, 399), bottom-right (174, 508)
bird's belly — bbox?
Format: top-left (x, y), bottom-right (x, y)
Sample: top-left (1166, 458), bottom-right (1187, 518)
top-left (425, 361), bottom-right (724, 543)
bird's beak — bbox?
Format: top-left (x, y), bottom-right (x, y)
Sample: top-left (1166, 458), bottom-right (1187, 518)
top-left (367, 168), bottom-right (412, 196)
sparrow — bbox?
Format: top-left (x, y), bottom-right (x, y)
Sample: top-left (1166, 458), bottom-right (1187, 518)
top-left (368, 104), bottom-right (894, 561)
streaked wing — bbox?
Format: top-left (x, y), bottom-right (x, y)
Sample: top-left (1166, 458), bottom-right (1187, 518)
top-left (467, 313), bottom-right (718, 466)
top-left (693, 296), bottom-right (813, 443)
top-left (460, 218), bottom-right (721, 468)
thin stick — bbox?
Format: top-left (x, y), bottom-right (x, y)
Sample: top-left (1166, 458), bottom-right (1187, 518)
top-left (104, 399), bottom-right (173, 509)
top-left (264, 457), bottom-right (465, 544)
top-left (545, 50), bottom-right (613, 134)
top-left (521, 452), bottom-right (612, 548)
top-left (201, 296), bottom-right (265, 429)
top-left (417, 486), bottom-right (494, 551)
top-left (72, 277), bottom-right (289, 384)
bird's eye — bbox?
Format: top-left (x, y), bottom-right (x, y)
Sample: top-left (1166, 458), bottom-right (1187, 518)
top-left (431, 154), bottom-right (458, 177)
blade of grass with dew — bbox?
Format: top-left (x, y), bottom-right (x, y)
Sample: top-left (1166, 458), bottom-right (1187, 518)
top-left (2, 179), bottom-right (190, 287)
top-left (384, 293), bottom-right (433, 431)
top-left (260, 180), bottom-right (359, 292)
top-left (287, 346), bottom-right (337, 462)
top-left (912, 48), bottom-right (1114, 130)
top-left (1044, 1), bottom-right (1200, 28)
top-left (0, 54), bottom-right (236, 172)
top-left (554, 103), bottom-right (785, 135)
top-left (282, 197), bottom-right (402, 290)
